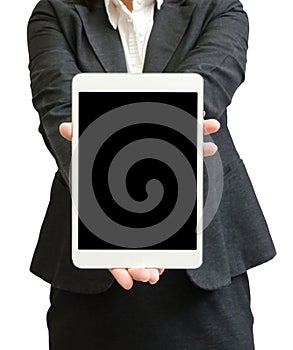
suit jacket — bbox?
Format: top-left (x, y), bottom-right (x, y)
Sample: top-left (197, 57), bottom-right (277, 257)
top-left (27, 0), bottom-right (276, 293)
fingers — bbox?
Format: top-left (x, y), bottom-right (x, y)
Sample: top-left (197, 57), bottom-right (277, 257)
top-left (127, 268), bottom-right (151, 282)
top-left (202, 118), bottom-right (220, 157)
top-left (108, 268), bottom-right (134, 290)
top-left (148, 269), bottom-right (160, 284)
top-left (59, 122), bottom-right (72, 141)
top-left (203, 142), bottom-right (218, 157)
top-left (203, 119), bottom-right (220, 135)
top-left (127, 268), bottom-right (160, 285)
top-left (108, 268), bottom-right (165, 290)
top-left (157, 268), bottom-right (165, 275)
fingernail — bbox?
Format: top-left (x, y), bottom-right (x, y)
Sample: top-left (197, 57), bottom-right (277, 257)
top-left (149, 278), bottom-right (159, 285)
top-left (211, 143), bottom-right (218, 152)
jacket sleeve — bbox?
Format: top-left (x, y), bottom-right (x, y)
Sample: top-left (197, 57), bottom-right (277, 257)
top-left (27, 0), bottom-right (80, 187)
top-left (176, 0), bottom-right (249, 120)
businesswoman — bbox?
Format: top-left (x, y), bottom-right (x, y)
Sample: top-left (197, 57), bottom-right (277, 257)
top-left (27, 0), bottom-right (276, 349)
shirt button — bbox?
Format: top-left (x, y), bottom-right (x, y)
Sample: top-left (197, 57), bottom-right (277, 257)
top-left (136, 0), bottom-right (143, 4)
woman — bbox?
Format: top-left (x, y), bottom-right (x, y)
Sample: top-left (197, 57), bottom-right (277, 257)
top-left (27, 0), bottom-right (276, 348)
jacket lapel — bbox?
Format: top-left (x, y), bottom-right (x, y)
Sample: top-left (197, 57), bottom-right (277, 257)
top-left (143, 0), bottom-right (197, 72)
top-left (75, 3), bottom-right (127, 72)
top-left (75, 0), bottom-right (196, 73)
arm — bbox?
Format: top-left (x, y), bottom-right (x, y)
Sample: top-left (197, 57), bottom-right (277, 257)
top-left (176, 0), bottom-right (249, 119)
top-left (27, 0), bottom-right (165, 290)
top-left (27, 0), bottom-right (79, 187)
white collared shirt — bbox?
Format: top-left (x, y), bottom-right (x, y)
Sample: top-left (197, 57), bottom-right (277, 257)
top-left (104, 0), bottom-right (164, 73)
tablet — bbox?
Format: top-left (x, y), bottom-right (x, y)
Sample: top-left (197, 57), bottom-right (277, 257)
top-left (71, 73), bottom-right (203, 269)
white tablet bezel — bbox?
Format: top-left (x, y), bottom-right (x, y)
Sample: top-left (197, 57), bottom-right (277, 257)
top-left (71, 73), bottom-right (203, 269)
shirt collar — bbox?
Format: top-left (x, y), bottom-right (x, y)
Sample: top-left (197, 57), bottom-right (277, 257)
top-left (104, 0), bottom-right (164, 30)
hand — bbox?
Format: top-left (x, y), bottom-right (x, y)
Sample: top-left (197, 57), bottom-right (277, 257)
top-left (59, 118), bottom-right (220, 157)
top-left (59, 117), bottom-right (220, 290)
top-left (109, 267), bottom-right (165, 290)
top-left (203, 118), bottom-right (220, 156)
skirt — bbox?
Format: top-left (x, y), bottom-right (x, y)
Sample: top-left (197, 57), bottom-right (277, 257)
top-left (46, 269), bottom-right (255, 350)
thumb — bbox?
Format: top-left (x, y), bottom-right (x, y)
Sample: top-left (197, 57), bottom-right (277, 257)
top-left (59, 122), bottom-right (72, 141)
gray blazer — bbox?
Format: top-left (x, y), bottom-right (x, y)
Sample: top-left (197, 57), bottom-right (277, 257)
top-left (27, 0), bottom-right (276, 293)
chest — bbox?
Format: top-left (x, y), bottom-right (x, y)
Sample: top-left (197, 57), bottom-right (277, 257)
top-left (57, 2), bottom-right (204, 73)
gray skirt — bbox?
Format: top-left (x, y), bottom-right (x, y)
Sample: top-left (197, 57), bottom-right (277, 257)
top-left (46, 270), bottom-right (254, 350)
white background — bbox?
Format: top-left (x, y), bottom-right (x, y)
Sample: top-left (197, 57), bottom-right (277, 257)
top-left (0, 0), bottom-right (292, 348)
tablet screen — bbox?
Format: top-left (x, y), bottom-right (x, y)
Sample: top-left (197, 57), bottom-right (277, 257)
top-left (77, 91), bottom-right (199, 250)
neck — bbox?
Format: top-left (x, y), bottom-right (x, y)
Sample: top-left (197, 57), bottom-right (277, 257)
top-left (121, 0), bottom-right (133, 11)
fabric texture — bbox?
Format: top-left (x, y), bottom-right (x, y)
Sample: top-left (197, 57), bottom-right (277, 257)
top-left (27, 0), bottom-right (276, 294)
top-left (47, 270), bottom-right (255, 350)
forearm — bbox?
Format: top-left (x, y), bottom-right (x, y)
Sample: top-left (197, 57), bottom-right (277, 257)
top-left (27, 0), bottom-right (80, 187)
